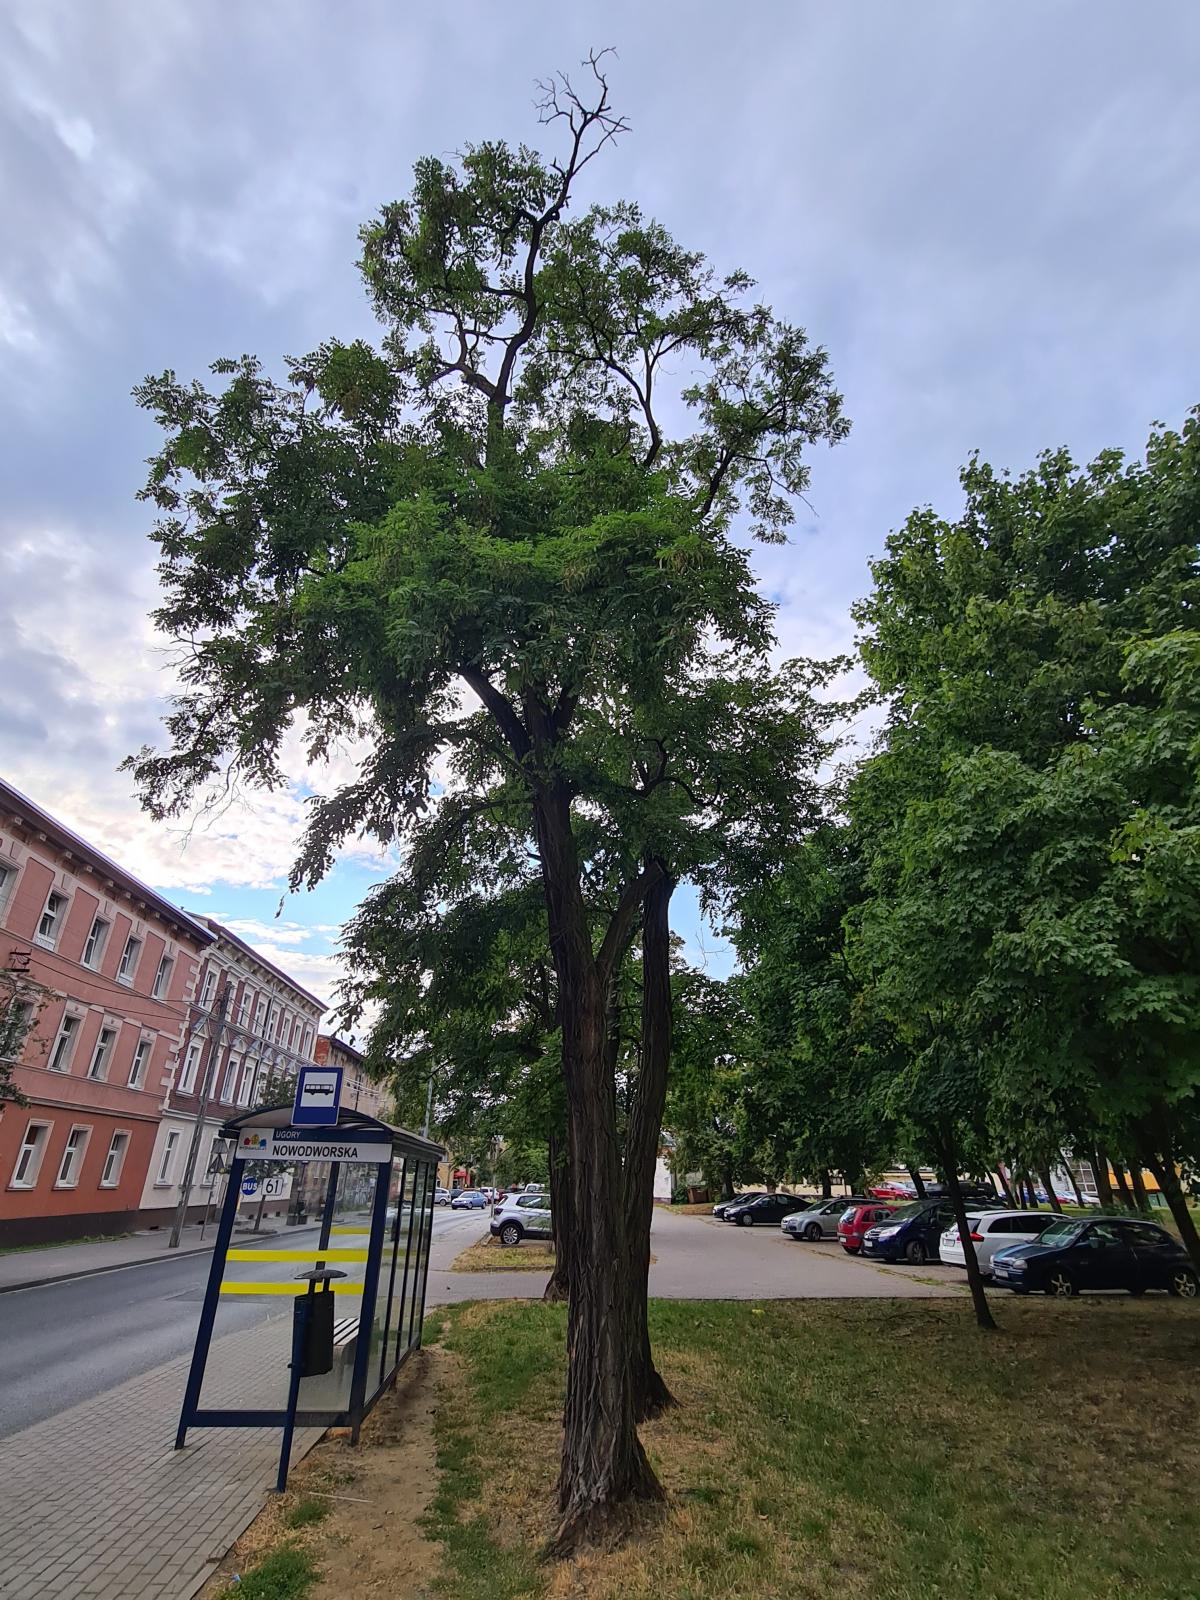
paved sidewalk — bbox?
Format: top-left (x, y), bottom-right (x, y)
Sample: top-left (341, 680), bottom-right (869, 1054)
top-left (0, 1225), bottom-right (219, 1293)
top-left (0, 1318), bottom-right (320, 1600)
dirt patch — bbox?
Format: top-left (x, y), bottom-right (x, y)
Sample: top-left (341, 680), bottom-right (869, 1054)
top-left (200, 1349), bottom-right (439, 1599)
top-left (452, 1235), bottom-right (558, 1272)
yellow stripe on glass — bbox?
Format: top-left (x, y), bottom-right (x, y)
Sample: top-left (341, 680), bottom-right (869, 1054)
top-left (218, 1282), bottom-right (364, 1296)
top-left (226, 1247), bottom-right (370, 1263)
top-left (330, 1225), bottom-right (371, 1235)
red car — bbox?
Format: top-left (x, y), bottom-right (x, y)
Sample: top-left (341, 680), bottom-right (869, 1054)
top-left (838, 1202), bottom-right (895, 1253)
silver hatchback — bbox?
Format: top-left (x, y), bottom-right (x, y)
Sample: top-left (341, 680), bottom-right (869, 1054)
top-left (782, 1197), bottom-right (871, 1241)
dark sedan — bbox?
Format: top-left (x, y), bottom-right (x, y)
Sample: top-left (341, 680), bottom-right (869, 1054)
top-left (712, 1191), bottom-right (768, 1219)
top-left (724, 1193), bottom-right (812, 1227)
top-left (992, 1216), bottom-right (1198, 1298)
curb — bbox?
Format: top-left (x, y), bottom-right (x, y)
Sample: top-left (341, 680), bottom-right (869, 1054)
top-left (0, 1242), bottom-right (215, 1295)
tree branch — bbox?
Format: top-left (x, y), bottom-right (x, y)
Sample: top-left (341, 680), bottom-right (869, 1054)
top-left (596, 860), bottom-right (665, 987)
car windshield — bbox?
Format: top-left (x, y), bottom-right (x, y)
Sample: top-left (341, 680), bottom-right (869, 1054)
top-left (1038, 1219), bottom-right (1085, 1246)
top-left (883, 1201), bottom-right (928, 1223)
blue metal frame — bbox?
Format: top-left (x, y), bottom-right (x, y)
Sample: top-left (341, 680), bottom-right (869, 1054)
top-left (176, 1156), bottom-right (245, 1448)
top-left (347, 1154), bottom-right (392, 1442)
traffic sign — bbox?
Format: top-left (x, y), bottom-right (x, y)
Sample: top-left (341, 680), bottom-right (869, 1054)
top-left (292, 1065), bottom-right (343, 1126)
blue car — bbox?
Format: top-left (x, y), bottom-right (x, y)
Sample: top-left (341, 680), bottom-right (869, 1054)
top-left (861, 1198), bottom-right (957, 1264)
top-left (451, 1189), bottom-right (488, 1209)
top-left (992, 1216), bottom-right (1198, 1297)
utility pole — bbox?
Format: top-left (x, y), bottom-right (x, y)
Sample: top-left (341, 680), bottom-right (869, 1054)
top-left (169, 982), bottom-right (231, 1249)
top-left (422, 1074), bottom-right (434, 1139)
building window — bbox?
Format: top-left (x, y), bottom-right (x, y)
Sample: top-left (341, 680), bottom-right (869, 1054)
top-left (48, 1013), bottom-right (82, 1073)
top-left (200, 969), bottom-right (217, 1009)
top-left (11, 1121), bottom-right (50, 1188)
top-left (152, 954), bottom-right (174, 999)
top-left (236, 991), bottom-right (250, 1028)
top-left (128, 1037), bottom-right (153, 1090)
top-left (55, 1126), bottom-right (91, 1188)
top-left (35, 890), bottom-right (69, 948)
top-left (301, 1026), bottom-right (312, 1057)
top-left (178, 1040), bottom-right (203, 1094)
top-left (82, 916), bottom-right (111, 970)
top-left (221, 1053), bottom-right (240, 1102)
top-left (252, 997), bottom-right (267, 1035)
top-left (156, 1129), bottom-right (181, 1185)
top-left (238, 1057), bottom-right (257, 1105)
top-left (117, 935), bottom-right (142, 986)
top-left (87, 1025), bottom-right (118, 1081)
top-left (0, 861), bottom-right (17, 921)
top-left (100, 1131), bottom-right (130, 1188)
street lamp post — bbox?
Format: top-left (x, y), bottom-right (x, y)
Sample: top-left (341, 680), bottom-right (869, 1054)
top-left (169, 983), bottom-right (231, 1249)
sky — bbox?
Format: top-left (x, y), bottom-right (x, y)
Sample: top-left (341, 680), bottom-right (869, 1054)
top-left (2, 1), bottom-right (1198, 1015)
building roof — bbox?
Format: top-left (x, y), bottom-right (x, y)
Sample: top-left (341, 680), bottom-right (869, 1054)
top-left (0, 776), bottom-right (215, 947)
top-left (319, 1033), bottom-right (365, 1066)
top-left (193, 914), bottom-right (327, 1013)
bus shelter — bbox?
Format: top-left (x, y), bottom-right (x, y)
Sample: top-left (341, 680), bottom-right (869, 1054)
top-left (176, 1105), bottom-right (442, 1485)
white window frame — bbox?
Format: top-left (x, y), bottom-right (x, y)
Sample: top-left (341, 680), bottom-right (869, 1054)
top-left (35, 889), bottom-right (69, 949)
top-left (200, 968), bottom-right (218, 1009)
top-left (100, 1130), bottom-right (130, 1188)
top-left (48, 1012), bottom-right (82, 1073)
top-left (117, 934), bottom-right (142, 986)
top-left (156, 1129), bottom-right (181, 1186)
top-left (237, 1057), bottom-right (257, 1106)
top-left (152, 953), bottom-right (174, 1000)
top-left (10, 1120), bottom-right (51, 1188)
top-left (236, 991), bottom-right (250, 1028)
top-left (54, 1124), bottom-right (91, 1189)
top-left (128, 1036), bottom-right (153, 1090)
top-left (86, 1024), bottom-right (118, 1082)
top-left (82, 915), bottom-right (111, 970)
top-left (0, 860), bottom-right (18, 922)
top-left (221, 1053), bottom-right (241, 1102)
top-left (177, 1039), bottom-right (203, 1094)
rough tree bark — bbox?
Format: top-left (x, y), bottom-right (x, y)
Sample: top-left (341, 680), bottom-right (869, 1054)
top-left (1092, 1150), bottom-right (1115, 1208)
top-left (995, 1163), bottom-right (1017, 1207)
top-left (1135, 1108), bottom-right (1200, 1271)
top-left (544, 1119), bottom-right (571, 1303)
top-left (533, 784), bottom-right (663, 1552)
top-left (939, 1127), bottom-right (997, 1332)
top-left (906, 1165), bottom-right (926, 1199)
top-left (1130, 1163), bottom-right (1150, 1213)
top-left (1111, 1161), bottom-right (1135, 1210)
top-left (820, 1169), bottom-right (833, 1199)
top-left (1060, 1155), bottom-right (1086, 1209)
top-left (1038, 1166), bottom-right (1064, 1213)
top-left (623, 862), bottom-right (676, 1423)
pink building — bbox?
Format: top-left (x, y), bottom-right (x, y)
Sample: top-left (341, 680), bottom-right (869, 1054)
top-left (0, 779), bottom-right (214, 1245)
top-left (315, 1034), bottom-right (391, 1120)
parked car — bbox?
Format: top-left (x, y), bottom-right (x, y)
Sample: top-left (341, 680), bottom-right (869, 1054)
top-left (433, 1186), bottom-right (451, 1205)
top-left (725, 1193), bottom-right (812, 1227)
top-left (782, 1197), bottom-right (872, 1241)
top-left (861, 1199), bottom-right (957, 1264)
top-left (924, 1183), bottom-right (1005, 1207)
top-left (939, 1209), bottom-right (1057, 1277)
top-left (991, 1216), bottom-right (1199, 1298)
top-left (837, 1202), bottom-right (896, 1253)
top-left (490, 1191), bottom-right (553, 1245)
top-left (711, 1191), bottom-right (768, 1219)
top-left (451, 1189), bottom-right (488, 1210)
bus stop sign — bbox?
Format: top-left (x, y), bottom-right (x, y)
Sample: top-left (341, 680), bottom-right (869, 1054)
top-left (292, 1065), bottom-right (343, 1126)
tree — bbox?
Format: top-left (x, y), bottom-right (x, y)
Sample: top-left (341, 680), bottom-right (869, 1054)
top-left (0, 968), bottom-right (43, 1106)
top-left (125, 58), bottom-right (846, 1544)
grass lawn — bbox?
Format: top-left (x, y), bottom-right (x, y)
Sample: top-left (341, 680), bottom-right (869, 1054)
top-left (424, 1296), bottom-right (1200, 1600)
top-left (453, 1236), bottom-right (559, 1272)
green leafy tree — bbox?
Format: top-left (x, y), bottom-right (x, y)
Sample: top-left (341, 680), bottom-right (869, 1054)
top-left (126, 59), bottom-right (846, 1542)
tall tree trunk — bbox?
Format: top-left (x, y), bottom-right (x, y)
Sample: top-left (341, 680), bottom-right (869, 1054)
top-left (623, 863), bottom-right (676, 1423)
top-left (820, 1169), bottom-right (832, 1199)
top-left (1038, 1166), bottom-right (1063, 1213)
top-left (544, 1118), bottom-right (571, 1303)
top-left (1092, 1149), bottom-right (1115, 1208)
top-left (939, 1125), bottom-right (997, 1331)
top-left (906, 1165), bottom-right (926, 1199)
top-left (995, 1162), bottom-right (1016, 1207)
top-left (533, 786), bottom-right (662, 1552)
top-left (1136, 1112), bottom-right (1200, 1273)
top-left (1112, 1161), bottom-right (1135, 1210)
top-left (1130, 1164), bottom-right (1150, 1213)
top-left (1020, 1171), bottom-right (1039, 1209)
top-left (1060, 1155), bottom-right (1086, 1209)
top-left (720, 1161), bottom-right (734, 1202)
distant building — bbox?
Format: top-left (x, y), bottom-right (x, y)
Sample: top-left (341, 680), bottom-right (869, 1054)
top-left (0, 779), bottom-right (214, 1245)
top-left (140, 918), bottom-right (325, 1229)
top-left (314, 1034), bottom-right (391, 1120)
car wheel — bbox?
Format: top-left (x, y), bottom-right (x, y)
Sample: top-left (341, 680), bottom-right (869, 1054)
top-left (1168, 1268), bottom-right (1199, 1299)
top-left (498, 1223), bottom-right (523, 1247)
top-left (1047, 1271), bottom-right (1077, 1297)
top-left (842, 1245), bottom-right (859, 1254)
top-left (804, 1222), bottom-right (822, 1242)
top-left (737, 1212), bottom-right (754, 1227)
top-left (904, 1239), bottom-right (926, 1266)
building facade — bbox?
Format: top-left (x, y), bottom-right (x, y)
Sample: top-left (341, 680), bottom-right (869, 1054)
top-left (314, 1034), bottom-right (391, 1121)
top-left (0, 780), bottom-right (215, 1245)
top-left (140, 917), bottom-right (325, 1229)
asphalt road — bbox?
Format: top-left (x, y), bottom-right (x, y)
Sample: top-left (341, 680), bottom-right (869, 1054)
top-left (0, 1206), bottom-right (484, 1438)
